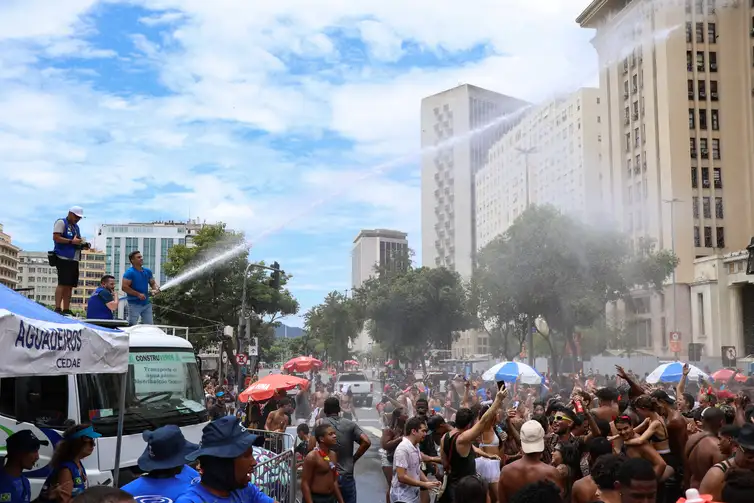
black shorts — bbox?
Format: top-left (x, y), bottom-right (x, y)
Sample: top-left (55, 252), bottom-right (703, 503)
top-left (56, 259), bottom-right (80, 287)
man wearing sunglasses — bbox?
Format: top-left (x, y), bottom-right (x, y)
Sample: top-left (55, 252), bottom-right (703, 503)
top-left (546, 406), bottom-right (577, 456)
top-left (699, 423), bottom-right (754, 501)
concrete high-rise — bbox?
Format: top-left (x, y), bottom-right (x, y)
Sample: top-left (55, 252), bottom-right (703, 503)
top-left (351, 229), bottom-right (409, 353)
top-left (476, 88), bottom-right (603, 250)
top-left (0, 224), bottom-right (20, 290)
top-left (577, 0), bottom-right (754, 356)
top-left (420, 84), bottom-right (529, 278)
top-left (18, 252), bottom-right (55, 303)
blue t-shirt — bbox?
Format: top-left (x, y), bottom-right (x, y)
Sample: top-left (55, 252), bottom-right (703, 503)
top-left (124, 266), bottom-right (154, 305)
top-left (175, 482), bottom-right (274, 503)
top-left (122, 465), bottom-right (199, 503)
top-left (86, 286), bottom-right (115, 319)
top-left (0, 468), bottom-right (31, 503)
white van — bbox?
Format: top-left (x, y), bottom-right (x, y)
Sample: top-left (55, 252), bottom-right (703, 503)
top-left (0, 324), bottom-right (209, 497)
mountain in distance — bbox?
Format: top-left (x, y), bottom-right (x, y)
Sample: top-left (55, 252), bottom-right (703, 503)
top-left (274, 324), bottom-right (304, 338)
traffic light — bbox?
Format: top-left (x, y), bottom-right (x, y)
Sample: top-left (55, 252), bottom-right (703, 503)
top-left (269, 261), bottom-right (281, 289)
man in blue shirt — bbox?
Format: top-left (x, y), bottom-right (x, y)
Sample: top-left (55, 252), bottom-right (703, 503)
top-left (122, 425), bottom-right (199, 503)
top-left (52, 206), bottom-right (86, 316)
top-left (176, 416), bottom-right (276, 503)
top-left (85, 275), bottom-right (118, 320)
top-left (122, 250), bottom-right (160, 326)
top-left (0, 430), bottom-right (49, 503)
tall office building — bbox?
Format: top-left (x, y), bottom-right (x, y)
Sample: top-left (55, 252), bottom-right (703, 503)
top-left (421, 84), bottom-right (529, 278)
top-left (18, 252), bottom-right (55, 303)
top-left (0, 224), bottom-right (20, 290)
top-left (351, 229), bottom-right (409, 352)
top-left (476, 88), bottom-right (603, 250)
top-left (577, 0), bottom-right (754, 355)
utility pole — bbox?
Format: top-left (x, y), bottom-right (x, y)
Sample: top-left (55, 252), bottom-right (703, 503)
top-left (240, 261), bottom-right (284, 378)
top-left (516, 146), bottom-right (537, 366)
top-left (663, 198), bottom-right (682, 358)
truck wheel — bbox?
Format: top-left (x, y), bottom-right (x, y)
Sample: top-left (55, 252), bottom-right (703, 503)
top-left (366, 398), bottom-right (373, 407)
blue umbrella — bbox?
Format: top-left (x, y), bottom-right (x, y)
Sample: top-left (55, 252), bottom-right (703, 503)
top-left (482, 361), bottom-right (542, 385)
top-left (646, 362), bottom-right (711, 384)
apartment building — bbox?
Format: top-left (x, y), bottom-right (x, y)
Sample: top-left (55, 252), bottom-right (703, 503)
top-left (0, 224), bottom-right (20, 290)
top-left (18, 252), bottom-right (55, 304)
top-left (577, 0), bottom-right (754, 357)
top-left (351, 229), bottom-right (409, 352)
top-left (475, 88), bottom-right (603, 250)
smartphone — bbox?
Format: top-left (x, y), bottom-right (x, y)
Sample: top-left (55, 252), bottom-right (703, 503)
top-left (497, 380), bottom-right (506, 391)
top-left (513, 400), bottom-right (520, 408)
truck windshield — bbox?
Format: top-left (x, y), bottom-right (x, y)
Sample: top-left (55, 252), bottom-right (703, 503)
top-left (77, 348), bottom-right (208, 436)
top-left (337, 373), bottom-right (367, 382)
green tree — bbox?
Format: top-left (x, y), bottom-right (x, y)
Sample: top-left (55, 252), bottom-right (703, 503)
top-left (303, 291), bottom-right (363, 363)
top-left (473, 205), bottom-right (678, 374)
top-left (153, 223), bottom-right (299, 376)
top-left (354, 263), bottom-right (473, 371)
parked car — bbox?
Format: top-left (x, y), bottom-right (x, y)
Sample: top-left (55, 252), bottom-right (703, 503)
top-left (335, 372), bottom-right (373, 406)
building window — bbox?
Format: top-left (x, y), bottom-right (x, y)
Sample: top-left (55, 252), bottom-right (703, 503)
top-left (710, 80), bottom-right (718, 100)
top-left (698, 293), bottom-right (705, 337)
top-left (697, 52), bottom-right (705, 71)
top-left (690, 138), bottom-right (697, 157)
top-left (712, 138), bottom-right (720, 159)
top-left (691, 167), bottom-right (698, 188)
top-left (634, 127), bottom-right (640, 147)
top-left (717, 227), bottom-right (725, 248)
top-left (702, 167), bottom-right (710, 188)
top-left (703, 197), bottom-right (711, 219)
top-left (708, 22), bottom-right (717, 42)
top-left (694, 226), bottom-right (701, 247)
top-left (627, 159), bottom-right (632, 177)
top-left (625, 133), bottom-right (631, 152)
top-left (696, 22), bottom-right (704, 42)
top-left (686, 22), bottom-right (692, 43)
top-left (698, 80), bottom-right (706, 99)
top-left (709, 52), bottom-right (717, 72)
top-left (689, 109), bottom-right (695, 129)
top-left (699, 109), bottom-right (707, 129)
top-left (688, 79), bottom-right (694, 99)
top-left (715, 197), bottom-right (724, 219)
top-left (693, 197), bottom-right (699, 218)
top-left (711, 109), bottom-right (719, 130)
top-left (704, 226), bottom-right (713, 248)
top-left (687, 51), bottom-right (693, 71)
top-left (700, 138), bottom-right (709, 158)
top-left (713, 167), bottom-right (722, 188)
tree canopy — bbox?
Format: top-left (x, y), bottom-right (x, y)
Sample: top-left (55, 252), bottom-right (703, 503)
top-left (152, 224), bottom-right (299, 372)
top-left (472, 205), bottom-right (678, 373)
top-left (302, 291), bottom-right (363, 363)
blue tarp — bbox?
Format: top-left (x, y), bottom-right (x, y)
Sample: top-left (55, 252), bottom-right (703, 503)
top-left (0, 283), bottom-right (121, 332)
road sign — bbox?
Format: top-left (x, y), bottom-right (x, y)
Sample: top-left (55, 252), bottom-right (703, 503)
top-left (236, 353), bottom-right (248, 365)
top-left (249, 337), bottom-right (259, 356)
top-left (670, 331), bottom-right (681, 342)
top-left (221, 352), bottom-right (228, 364)
top-left (669, 340), bottom-right (681, 353)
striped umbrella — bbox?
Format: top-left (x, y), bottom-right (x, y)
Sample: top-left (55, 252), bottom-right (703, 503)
top-left (482, 361), bottom-right (543, 385)
top-left (646, 362), bottom-right (711, 384)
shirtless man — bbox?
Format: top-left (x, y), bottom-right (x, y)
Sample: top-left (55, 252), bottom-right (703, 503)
top-left (590, 455), bottom-right (624, 503)
top-left (313, 383), bottom-right (329, 422)
top-left (591, 387), bottom-right (620, 423)
top-left (685, 406), bottom-right (725, 489)
top-left (571, 438), bottom-right (613, 503)
top-left (613, 415), bottom-right (666, 480)
top-left (498, 420), bottom-right (562, 503)
top-left (266, 397), bottom-right (294, 433)
top-left (301, 424), bottom-right (346, 503)
top-left (698, 423), bottom-right (754, 501)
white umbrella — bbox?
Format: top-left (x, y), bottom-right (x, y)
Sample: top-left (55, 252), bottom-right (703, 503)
top-left (482, 361), bottom-right (542, 385)
top-left (646, 362), bottom-right (711, 384)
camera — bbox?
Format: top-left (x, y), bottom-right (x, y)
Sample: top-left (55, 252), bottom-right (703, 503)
top-left (77, 241), bottom-right (91, 250)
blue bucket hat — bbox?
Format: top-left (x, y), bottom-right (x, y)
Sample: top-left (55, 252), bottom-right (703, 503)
top-left (186, 416), bottom-right (264, 461)
top-left (138, 425), bottom-right (199, 472)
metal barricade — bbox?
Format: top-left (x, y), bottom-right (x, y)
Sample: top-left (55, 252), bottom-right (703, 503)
top-left (246, 428), bottom-right (297, 503)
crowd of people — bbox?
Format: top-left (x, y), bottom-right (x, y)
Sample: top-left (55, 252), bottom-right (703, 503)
top-left (367, 363), bottom-right (754, 503)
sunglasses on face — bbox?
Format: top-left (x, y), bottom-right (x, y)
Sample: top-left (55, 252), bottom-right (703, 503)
top-left (554, 414), bottom-right (573, 423)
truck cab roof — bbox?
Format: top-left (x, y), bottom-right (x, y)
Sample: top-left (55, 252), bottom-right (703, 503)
top-left (124, 325), bottom-right (194, 349)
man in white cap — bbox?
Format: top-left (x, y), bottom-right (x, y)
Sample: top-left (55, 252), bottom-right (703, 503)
top-left (51, 206), bottom-right (87, 315)
top-left (498, 420), bottom-right (562, 503)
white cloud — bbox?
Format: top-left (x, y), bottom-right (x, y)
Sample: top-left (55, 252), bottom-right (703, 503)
top-left (0, 0), bottom-right (600, 319)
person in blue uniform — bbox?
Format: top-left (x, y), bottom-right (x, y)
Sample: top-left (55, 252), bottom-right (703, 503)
top-left (175, 416), bottom-right (276, 503)
top-left (0, 430), bottom-right (49, 503)
top-left (38, 424), bottom-right (100, 503)
top-left (85, 275), bottom-right (118, 320)
top-left (122, 425), bottom-right (199, 503)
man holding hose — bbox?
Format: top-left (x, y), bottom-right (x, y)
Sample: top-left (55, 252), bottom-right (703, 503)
top-left (122, 250), bottom-right (160, 325)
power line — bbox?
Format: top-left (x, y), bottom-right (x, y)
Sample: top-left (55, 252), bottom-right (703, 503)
top-left (151, 304), bottom-right (225, 326)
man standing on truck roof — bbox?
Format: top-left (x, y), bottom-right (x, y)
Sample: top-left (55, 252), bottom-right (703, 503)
top-left (51, 206), bottom-right (86, 316)
top-left (122, 250), bottom-right (160, 325)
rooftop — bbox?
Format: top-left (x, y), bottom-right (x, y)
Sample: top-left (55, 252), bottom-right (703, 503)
top-left (576, 0), bottom-right (632, 28)
top-left (353, 229), bottom-right (408, 243)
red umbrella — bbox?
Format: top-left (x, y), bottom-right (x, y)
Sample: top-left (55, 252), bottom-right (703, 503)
top-left (344, 359), bottom-right (359, 365)
top-left (385, 359), bottom-right (396, 366)
top-left (710, 368), bottom-right (747, 383)
top-left (239, 373), bottom-right (309, 403)
top-left (283, 356), bottom-right (323, 373)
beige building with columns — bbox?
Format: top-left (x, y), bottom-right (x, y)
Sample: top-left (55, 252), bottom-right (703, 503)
top-left (577, 0), bottom-right (754, 358)
top-left (0, 224), bottom-right (20, 290)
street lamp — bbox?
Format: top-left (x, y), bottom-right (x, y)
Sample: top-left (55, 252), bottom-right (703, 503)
top-left (662, 198), bottom-right (682, 356)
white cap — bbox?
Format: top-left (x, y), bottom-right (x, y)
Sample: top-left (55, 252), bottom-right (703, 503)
top-left (69, 206), bottom-right (84, 218)
top-left (520, 420), bottom-right (545, 454)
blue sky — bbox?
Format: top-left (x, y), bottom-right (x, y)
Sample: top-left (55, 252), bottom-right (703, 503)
top-left (0, 0), bottom-right (595, 326)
